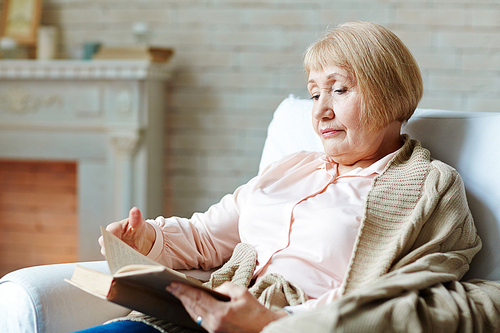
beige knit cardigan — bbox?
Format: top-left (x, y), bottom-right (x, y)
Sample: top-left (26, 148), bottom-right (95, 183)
top-left (263, 136), bottom-right (500, 333)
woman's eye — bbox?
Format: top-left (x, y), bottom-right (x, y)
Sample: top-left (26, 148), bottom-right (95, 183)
top-left (333, 88), bottom-right (346, 94)
top-left (310, 94), bottom-right (320, 101)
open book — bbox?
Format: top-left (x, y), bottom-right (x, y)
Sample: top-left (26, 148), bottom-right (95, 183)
top-left (65, 227), bottom-right (229, 331)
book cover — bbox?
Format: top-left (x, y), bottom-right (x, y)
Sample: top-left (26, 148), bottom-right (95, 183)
top-left (65, 227), bottom-right (228, 331)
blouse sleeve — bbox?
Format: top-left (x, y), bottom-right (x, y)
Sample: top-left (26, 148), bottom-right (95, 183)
top-left (146, 176), bottom-right (258, 270)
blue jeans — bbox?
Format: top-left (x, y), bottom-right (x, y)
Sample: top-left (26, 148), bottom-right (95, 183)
top-left (74, 321), bottom-right (160, 332)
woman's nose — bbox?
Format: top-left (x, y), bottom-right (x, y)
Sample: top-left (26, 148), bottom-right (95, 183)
top-left (312, 95), bottom-right (334, 121)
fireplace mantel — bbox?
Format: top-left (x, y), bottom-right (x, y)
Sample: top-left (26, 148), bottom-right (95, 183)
top-left (0, 59), bottom-right (173, 80)
top-left (0, 60), bottom-right (173, 260)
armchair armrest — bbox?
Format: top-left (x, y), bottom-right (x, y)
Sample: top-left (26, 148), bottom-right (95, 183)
top-left (0, 261), bottom-right (130, 333)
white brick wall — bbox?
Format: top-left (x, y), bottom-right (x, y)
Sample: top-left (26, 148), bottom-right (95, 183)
top-left (9, 0), bottom-right (500, 217)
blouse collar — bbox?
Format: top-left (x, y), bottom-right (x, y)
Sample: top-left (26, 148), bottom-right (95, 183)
top-left (318, 149), bottom-right (400, 179)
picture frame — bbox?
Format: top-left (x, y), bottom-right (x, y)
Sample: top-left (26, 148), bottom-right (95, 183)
top-left (1, 0), bottom-right (43, 46)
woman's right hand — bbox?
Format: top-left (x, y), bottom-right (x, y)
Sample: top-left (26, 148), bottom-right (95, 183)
top-left (98, 207), bottom-right (156, 257)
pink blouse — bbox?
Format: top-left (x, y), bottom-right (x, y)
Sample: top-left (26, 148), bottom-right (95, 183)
top-left (147, 150), bottom-right (396, 312)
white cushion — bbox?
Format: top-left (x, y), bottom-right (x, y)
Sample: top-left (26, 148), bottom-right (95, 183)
top-left (260, 95), bottom-right (500, 282)
top-left (259, 95), bottom-right (322, 172)
top-left (403, 109), bottom-right (500, 281)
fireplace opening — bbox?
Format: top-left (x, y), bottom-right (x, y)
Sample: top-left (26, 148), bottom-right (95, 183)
top-left (0, 160), bottom-right (78, 277)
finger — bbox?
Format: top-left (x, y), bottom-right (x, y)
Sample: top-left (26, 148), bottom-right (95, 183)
top-left (98, 236), bottom-right (106, 257)
top-left (168, 283), bottom-right (219, 329)
top-left (215, 282), bottom-right (246, 298)
top-left (128, 207), bottom-right (144, 229)
top-left (169, 283), bottom-right (208, 309)
top-left (106, 220), bottom-right (125, 237)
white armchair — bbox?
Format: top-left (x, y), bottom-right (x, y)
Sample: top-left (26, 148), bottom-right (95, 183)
top-left (2, 96), bottom-right (500, 332)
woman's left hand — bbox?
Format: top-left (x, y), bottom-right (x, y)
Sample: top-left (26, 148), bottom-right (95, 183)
top-left (168, 282), bottom-right (288, 333)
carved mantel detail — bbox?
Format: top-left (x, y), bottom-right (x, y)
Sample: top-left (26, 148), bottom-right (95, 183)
top-left (0, 88), bottom-right (62, 115)
top-left (110, 132), bottom-right (141, 154)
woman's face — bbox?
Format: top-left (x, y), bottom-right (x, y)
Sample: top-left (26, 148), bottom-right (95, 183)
top-left (307, 65), bottom-right (401, 168)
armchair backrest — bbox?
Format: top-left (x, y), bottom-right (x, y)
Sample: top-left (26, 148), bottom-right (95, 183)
top-left (261, 95), bottom-right (500, 282)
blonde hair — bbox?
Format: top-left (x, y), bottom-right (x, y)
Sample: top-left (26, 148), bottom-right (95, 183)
top-left (304, 21), bottom-right (423, 130)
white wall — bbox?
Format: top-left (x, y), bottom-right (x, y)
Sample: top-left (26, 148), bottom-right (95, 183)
top-left (20, 0), bottom-right (500, 217)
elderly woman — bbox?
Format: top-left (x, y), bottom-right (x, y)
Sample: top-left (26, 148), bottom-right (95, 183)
top-left (79, 22), bottom-right (495, 333)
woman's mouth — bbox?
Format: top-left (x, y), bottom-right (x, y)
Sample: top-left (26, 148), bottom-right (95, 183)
top-left (320, 128), bottom-right (341, 138)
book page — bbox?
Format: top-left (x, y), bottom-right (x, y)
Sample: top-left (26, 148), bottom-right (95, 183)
top-left (101, 226), bottom-right (163, 275)
top-left (65, 265), bottom-right (113, 299)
